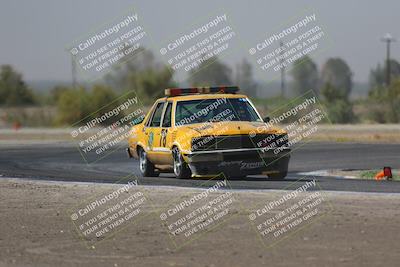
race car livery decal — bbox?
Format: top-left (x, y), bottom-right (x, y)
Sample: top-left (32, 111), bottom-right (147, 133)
top-left (148, 131), bottom-right (154, 149)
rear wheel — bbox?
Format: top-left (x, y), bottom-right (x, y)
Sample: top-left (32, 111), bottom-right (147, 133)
top-left (267, 171), bottom-right (287, 180)
top-left (172, 148), bottom-right (191, 179)
top-left (138, 147), bottom-right (157, 177)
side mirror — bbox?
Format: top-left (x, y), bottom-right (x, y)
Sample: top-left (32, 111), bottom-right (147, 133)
top-left (263, 116), bottom-right (270, 123)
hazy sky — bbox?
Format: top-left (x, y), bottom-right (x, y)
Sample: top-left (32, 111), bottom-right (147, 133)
top-left (0, 0), bottom-right (399, 83)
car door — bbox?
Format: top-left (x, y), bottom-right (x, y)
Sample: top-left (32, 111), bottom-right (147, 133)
top-left (157, 101), bottom-right (174, 164)
top-left (144, 101), bottom-right (165, 162)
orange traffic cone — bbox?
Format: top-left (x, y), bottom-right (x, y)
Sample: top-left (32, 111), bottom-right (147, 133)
top-left (374, 170), bottom-right (385, 181)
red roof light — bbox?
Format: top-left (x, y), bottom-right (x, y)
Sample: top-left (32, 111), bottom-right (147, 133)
top-left (165, 86), bottom-right (239, 96)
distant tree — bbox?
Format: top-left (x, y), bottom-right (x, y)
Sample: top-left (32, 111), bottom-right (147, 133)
top-left (385, 79), bottom-right (400, 122)
top-left (88, 84), bottom-right (125, 125)
top-left (290, 55), bottom-right (318, 95)
top-left (49, 85), bottom-right (70, 104)
top-left (105, 47), bottom-right (156, 90)
top-left (129, 67), bottom-right (175, 101)
top-left (90, 84), bottom-right (117, 112)
top-left (369, 63), bottom-right (384, 89)
top-left (189, 56), bottom-right (232, 86)
top-left (55, 87), bottom-right (90, 125)
top-left (369, 59), bottom-right (400, 88)
top-left (321, 83), bottom-right (355, 123)
top-left (320, 58), bottom-right (352, 98)
top-left (105, 47), bottom-right (176, 103)
top-left (55, 85), bottom-right (124, 125)
top-left (321, 82), bottom-right (345, 102)
top-left (0, 65), bottom-right (35, 106)
top-left (368, 79), bottom-right (400, 123)
top-left (235, 59), bottom-right (257, 97)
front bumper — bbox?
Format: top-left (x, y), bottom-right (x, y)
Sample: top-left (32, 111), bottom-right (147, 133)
top-left (185, 147), bottom-right (290, 176)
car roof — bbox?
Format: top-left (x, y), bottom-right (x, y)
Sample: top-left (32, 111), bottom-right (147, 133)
top-left (156, 93), bottom-right (248, 102)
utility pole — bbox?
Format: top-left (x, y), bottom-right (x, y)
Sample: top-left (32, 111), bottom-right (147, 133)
top-left (279, 41), bottom-right (285, 97)
top-left (71, 55), bottom-right (77, 89)
top-left (381, 33), bottom-right (396, 86)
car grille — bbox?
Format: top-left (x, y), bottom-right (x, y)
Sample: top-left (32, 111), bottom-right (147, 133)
top-left (191, 134), bottom-right (288, 151)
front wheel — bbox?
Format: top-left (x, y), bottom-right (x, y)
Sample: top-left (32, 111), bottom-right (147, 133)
top-left (138, 147), bottom-right (158, 177)
top-left (172, 148), bottom-right (191, 179)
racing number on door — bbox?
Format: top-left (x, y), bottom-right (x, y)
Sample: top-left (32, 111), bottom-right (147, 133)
top-left (159, 101), bottom-right (172, 148)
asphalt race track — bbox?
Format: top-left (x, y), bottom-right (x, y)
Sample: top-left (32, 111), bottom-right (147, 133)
top-left (0, 142), bottom-right (399, 193)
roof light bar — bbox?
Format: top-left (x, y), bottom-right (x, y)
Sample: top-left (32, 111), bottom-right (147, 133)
top-left (165, 86), bottom-right (239, 96)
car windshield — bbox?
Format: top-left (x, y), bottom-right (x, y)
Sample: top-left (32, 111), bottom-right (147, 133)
top-left (175, 98), bottom-right (262, 126)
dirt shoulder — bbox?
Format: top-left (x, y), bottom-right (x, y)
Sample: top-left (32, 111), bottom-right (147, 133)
top-left (0, 178), bottom-right (399, 267)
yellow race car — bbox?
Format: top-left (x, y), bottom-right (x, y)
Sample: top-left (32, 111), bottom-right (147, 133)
top-left (127, 86), bottom-right (290, 179)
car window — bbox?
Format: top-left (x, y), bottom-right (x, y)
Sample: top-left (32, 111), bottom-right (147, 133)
top-left (162, 102), bottom-right (173, 127)
top-left (149, 102), bottom-right (165, 127)
top-left (175, 98), bottom-right (261, 126)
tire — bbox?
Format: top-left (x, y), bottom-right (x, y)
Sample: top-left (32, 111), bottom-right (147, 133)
top-left (138, 147), bottom-right (158, 177)
top-left (267, 171), bottom-right (288, 180)
top-left (172, 148), bottom-right (191, 179)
